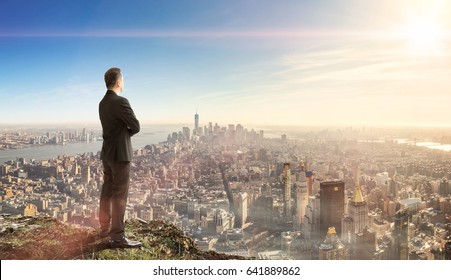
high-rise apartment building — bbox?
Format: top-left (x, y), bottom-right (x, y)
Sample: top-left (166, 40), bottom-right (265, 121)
top-left (303, 194), bottom-right (321, 240)
top-left (392, 207), bottom-right (409, 260)
top-left (282, 163), bottom-right (292, 223)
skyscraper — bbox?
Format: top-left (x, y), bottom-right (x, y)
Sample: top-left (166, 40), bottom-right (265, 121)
top-left (392, 205), bottom-right (409, 260)
top-left (182, 126), bottom-right (191, 141)
top-left (303, 194), bottom-right (321, 240)
top-left (305, 171), bottom-right (313, 196)
top-left (282, 163), bottom-right (292, 223)
top-left (233, 192), bottom-right (248, 228)
top-left (82, 166), bottom-right (90, 185)
top-left (194, 110), bottom-right (199, 134)
top-left (320, 180), bottom-right (345, 237)
top-left (342, 166), bottom-right (369, 242)
top-left (295, 184), bottom-right (308, 230)
top-left (253, 196), bottom-right (273, 227)
top-left (354, 228), bottom-right (377, 260)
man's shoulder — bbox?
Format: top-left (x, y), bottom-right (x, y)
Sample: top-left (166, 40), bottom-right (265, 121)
top-left (100, 92), bottom-right (127, 102)
top-left (108, 93), bottom-right (128, 102)
top-left (117, 95), bottom-right (131, 106)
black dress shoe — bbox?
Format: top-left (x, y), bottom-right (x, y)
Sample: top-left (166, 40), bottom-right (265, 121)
top-left (110, 237), bottom-right (142, 248)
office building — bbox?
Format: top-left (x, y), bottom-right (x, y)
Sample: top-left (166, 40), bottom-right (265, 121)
top-left (233, 192), bottom-right (249, 228)
top-left (194, 110), bottom-right (200, 135)
top-left (303, 194), bottom-right (321, 240)
top-left (320, 180), bottom-right (345, 237)
top-left (295, 184), bottom-right (308, 230)
top-left (342, 166), bottom-right (369, 242)
top-left (318, 227), bottom-right (349, 260)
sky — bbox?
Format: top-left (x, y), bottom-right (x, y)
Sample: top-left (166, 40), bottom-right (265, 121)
top-left (1, 0), bottom-right (451, 128)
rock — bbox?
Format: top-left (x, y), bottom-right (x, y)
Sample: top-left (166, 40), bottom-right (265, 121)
top-left (0, 216), bottom-right (250, 260)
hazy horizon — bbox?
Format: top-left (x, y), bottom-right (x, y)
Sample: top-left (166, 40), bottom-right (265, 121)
top-left (4, 121), bottom-right (451, 130)
top-left (1, 0), bottom-right (451, 127)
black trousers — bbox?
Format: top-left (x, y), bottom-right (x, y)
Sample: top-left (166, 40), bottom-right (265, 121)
top-left (99, 160), bottom-right (130, 240)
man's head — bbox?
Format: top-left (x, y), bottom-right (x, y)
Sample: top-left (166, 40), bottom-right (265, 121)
top-left (104, 67), bottom-right (124, 93)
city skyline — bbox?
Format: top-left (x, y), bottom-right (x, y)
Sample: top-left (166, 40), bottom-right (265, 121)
top-left (1, 0), bottom-right (451, 127)
top-left (1, 119), bottom-right (450, 261)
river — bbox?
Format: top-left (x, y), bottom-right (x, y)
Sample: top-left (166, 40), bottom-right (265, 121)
top-left (0, 125), bottom-right (183, 163)
top-left (396, 139), bottom-right (451, 152)
top-left (3, 126), bottom-right (450, 164)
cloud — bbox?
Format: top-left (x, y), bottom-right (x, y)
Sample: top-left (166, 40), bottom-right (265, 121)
top-left (269, 39), bottom-right (451, 94)
top-left (189, 37), bottom-right (451, 126)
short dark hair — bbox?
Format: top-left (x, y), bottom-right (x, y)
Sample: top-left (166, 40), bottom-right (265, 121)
top-left (104, 67), bottom-right (122, 89)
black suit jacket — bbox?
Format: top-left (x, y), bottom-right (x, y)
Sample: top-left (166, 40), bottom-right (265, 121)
top-left (99, 90), bottom-right (140, 162)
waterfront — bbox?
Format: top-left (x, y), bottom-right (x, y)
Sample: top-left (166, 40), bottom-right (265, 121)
top-left (2, 124), bottom-right (451, 164)
top-left (396, 139), bottom-right (451, 152)
top-left (0, 125), bottom-right (180, 163)
top-left (0, 124), bottom-right (288, 163)
top-left (414, 142), bottom-right (451, 152)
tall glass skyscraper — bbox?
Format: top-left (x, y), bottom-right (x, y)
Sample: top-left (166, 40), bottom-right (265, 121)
top-left (320, 180), bottom-right (345, 237)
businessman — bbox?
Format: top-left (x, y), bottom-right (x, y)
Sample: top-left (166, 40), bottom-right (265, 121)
top-left (98, 67), bottom-right (141, 248)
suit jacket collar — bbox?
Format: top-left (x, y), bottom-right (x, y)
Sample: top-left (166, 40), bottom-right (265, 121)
top-left (106, 89), bottom-right (118, 95)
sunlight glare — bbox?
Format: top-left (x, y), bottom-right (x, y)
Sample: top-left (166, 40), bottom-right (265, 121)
top-left (399, 18), bottom-right (446, 56)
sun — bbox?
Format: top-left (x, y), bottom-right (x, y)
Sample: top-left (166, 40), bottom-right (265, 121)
top-left (398, 18), bottom-right (446, 56)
